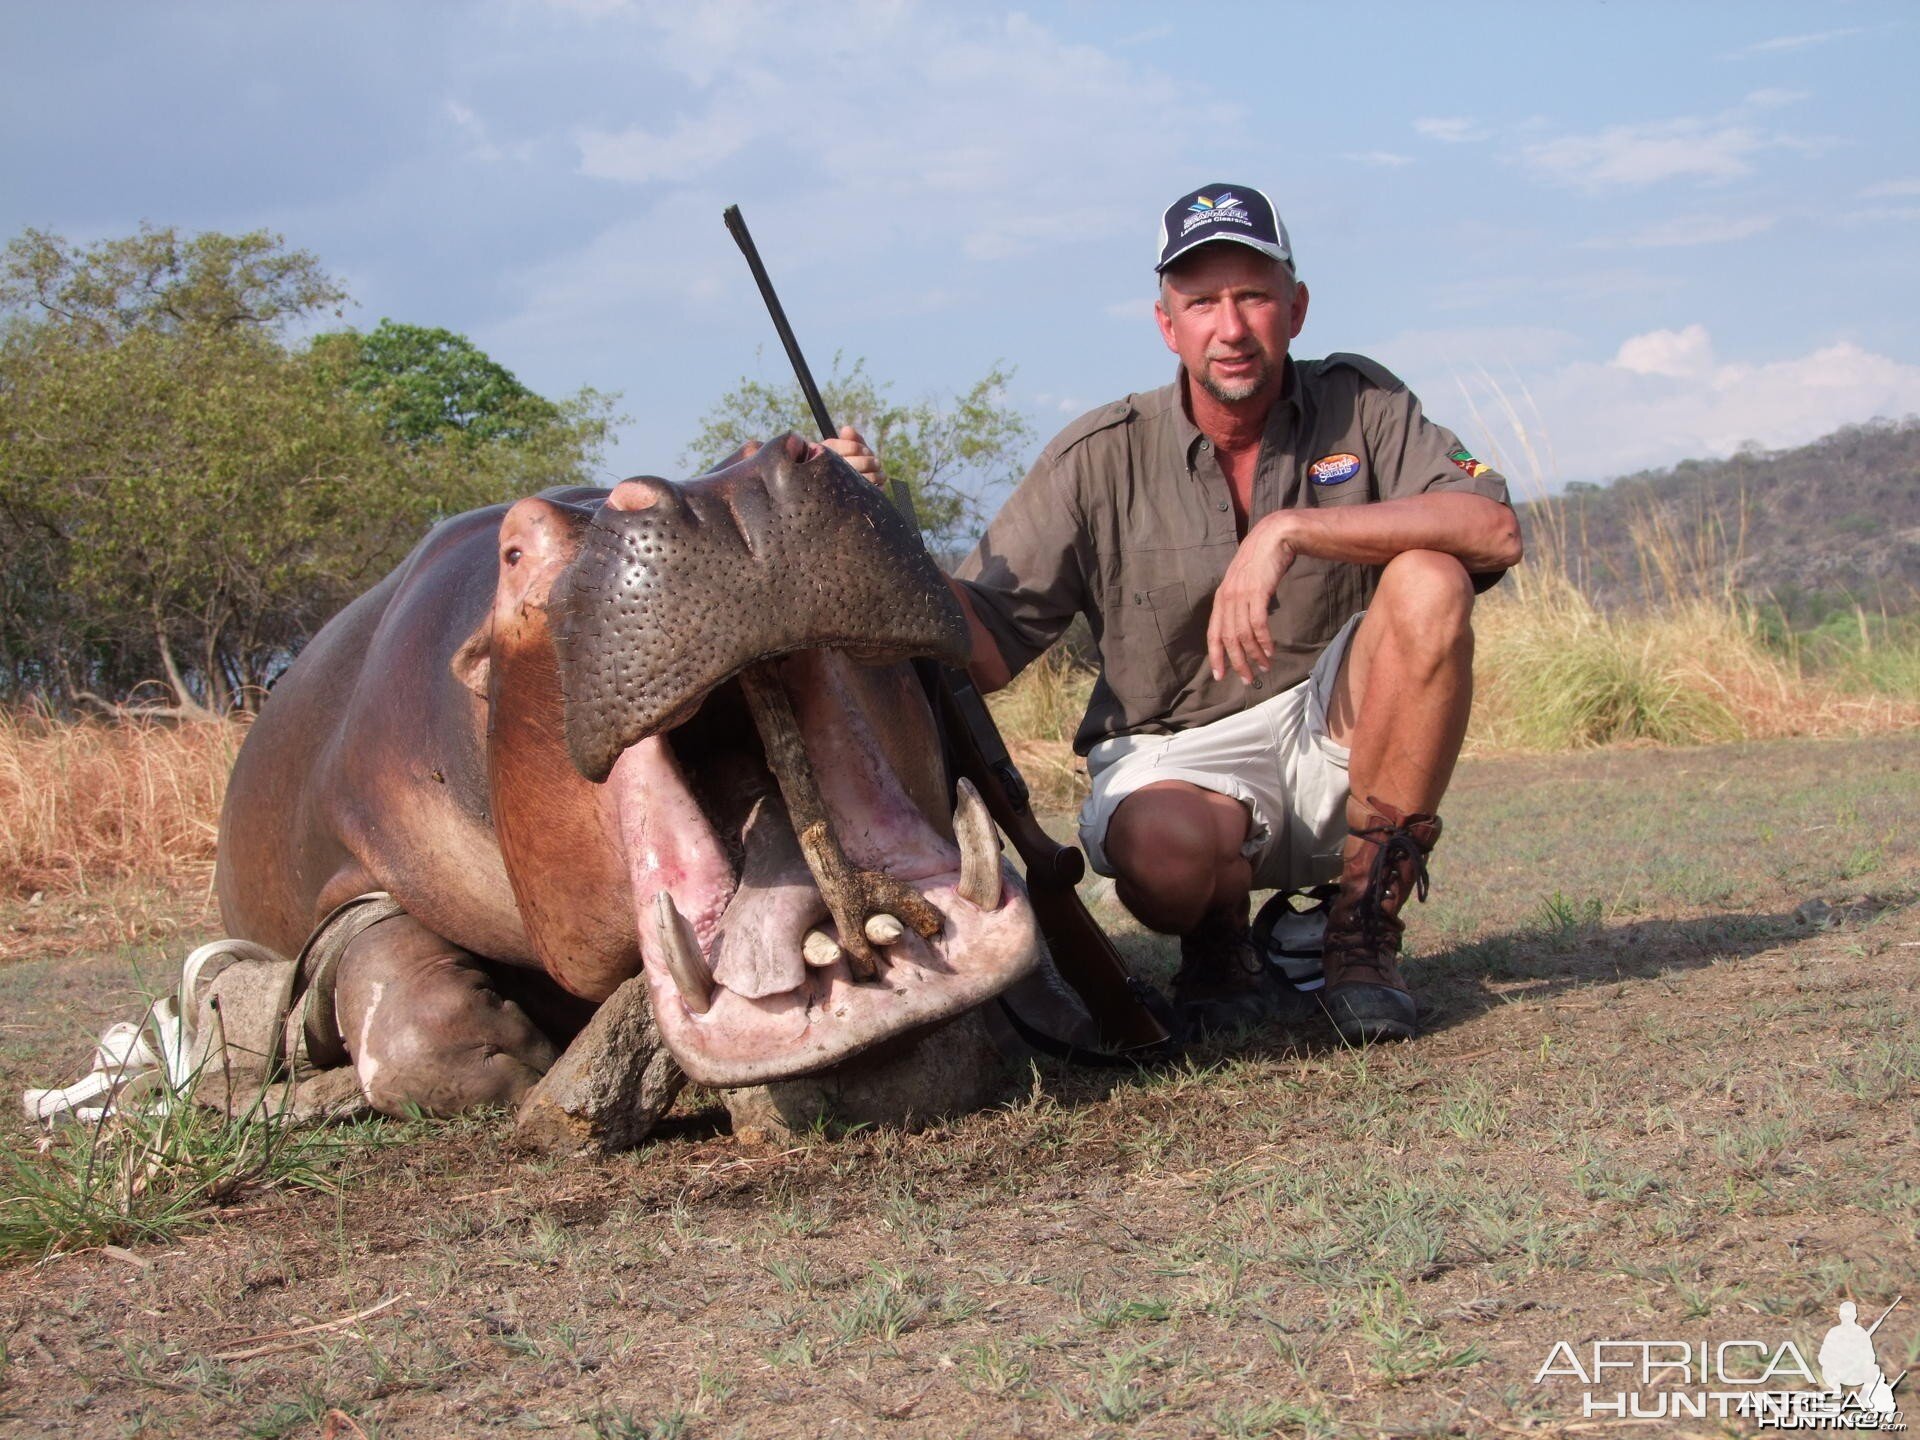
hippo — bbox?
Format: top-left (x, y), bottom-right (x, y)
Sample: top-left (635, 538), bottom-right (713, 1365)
top-left (212, 436), bottom-right (1045, 1123)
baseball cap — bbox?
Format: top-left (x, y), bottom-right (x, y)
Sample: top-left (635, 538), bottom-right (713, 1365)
top-left (1154, 183), bottom-right (1292, 273)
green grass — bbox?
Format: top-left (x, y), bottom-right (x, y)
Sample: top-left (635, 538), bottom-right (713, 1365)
top-left (1, 1091), bottom-right (391, 1261)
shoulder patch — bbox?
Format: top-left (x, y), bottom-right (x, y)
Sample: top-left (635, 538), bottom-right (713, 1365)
top-left (1447, 446), bottom-right (1492, 480)
top-left (1046, 398), bottom-right (1135, 456)
top-left (1316, 351), bottom-right (1406, 392)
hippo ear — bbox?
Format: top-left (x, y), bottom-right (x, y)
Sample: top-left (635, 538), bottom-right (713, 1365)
top-left (451, 619), bottom-right (492, 699)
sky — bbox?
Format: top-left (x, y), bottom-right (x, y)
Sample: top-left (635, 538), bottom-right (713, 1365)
top-left (5, 0), bottom-right (1918, 501)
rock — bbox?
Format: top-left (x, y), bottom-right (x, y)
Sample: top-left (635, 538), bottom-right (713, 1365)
top-left (724, 1007), bottom-right (1015, 1143)
top-left (1794, 898), bottom-right (1835, 929)
top-left (514, 975), bottom-right (686, 1154)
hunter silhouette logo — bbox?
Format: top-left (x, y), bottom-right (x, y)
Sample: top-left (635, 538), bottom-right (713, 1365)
top-left (1821, 1301), bottom-right (1905, 1419)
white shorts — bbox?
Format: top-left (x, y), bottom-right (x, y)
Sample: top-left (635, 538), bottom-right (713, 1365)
top-left (1077, 613), bottom-right (1360, 893)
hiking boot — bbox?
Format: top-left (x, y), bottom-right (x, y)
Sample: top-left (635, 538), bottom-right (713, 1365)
top-left (1173, 909), bottom-right (1289, 1034)
top-left (1320, 796), bottom-right (1441, 1045)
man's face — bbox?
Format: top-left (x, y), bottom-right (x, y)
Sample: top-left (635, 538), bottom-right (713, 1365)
top-left (1155, 245), bottom-right (1309, 407)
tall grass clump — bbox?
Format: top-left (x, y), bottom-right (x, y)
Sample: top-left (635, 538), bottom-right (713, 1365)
top-left (1468, 450), bottom-right (1919, 750)
top-left (0, 710), bottom-right (241, 894)
top-left (986, 640), bottom-right (1098, 810)
top-left (1, 1093), bottom-right (381, 1262)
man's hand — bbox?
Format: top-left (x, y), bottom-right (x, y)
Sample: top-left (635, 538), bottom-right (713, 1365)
top-left (823, 425), bottom-right (887, 486)
top-left (1207, 512), bottom-right (1297, 684)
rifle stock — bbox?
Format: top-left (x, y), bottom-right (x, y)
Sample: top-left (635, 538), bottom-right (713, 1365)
top-left (725, 202), bottom-right (1168, 1055)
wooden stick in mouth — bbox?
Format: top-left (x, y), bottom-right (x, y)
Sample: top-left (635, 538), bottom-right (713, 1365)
top-left (738, 663), bottom-right (942, 981)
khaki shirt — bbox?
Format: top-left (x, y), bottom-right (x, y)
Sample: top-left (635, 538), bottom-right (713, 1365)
top-left (954, 353), bottom-right (1511, 755)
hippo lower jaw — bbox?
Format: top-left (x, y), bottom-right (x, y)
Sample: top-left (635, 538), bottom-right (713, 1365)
top-left (601, 649), bottom-right (1041, 1089)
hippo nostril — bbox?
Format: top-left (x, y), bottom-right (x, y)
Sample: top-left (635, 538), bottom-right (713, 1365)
top-left (605, 477), bottom-right (676, 514)
top-left (780, 433), bottom-right (810, 466)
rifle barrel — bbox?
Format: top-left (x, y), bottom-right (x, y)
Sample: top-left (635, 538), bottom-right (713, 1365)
top-left (721, 205), bottom-right (836, 441)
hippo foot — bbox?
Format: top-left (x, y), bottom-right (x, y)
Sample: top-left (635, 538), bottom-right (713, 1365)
top-left (514, 973), bottom-right (687, 1154)
top-left (722, 1007), bottom-right (1014, 1143)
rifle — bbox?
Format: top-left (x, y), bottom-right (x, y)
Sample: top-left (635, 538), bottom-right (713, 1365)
top-left (722, 204), bottom-right (1169, 1054)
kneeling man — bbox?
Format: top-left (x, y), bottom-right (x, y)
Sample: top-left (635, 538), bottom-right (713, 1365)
top-left (837, 183), bottom-right (1522, 1042)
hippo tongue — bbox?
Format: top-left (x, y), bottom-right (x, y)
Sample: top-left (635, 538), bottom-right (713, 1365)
top-left (706, 797), bottom-right (813, 1000)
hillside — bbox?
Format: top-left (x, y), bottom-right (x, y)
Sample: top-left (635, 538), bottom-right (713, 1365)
top-left (1524, 417), bottom-right (1920, 622)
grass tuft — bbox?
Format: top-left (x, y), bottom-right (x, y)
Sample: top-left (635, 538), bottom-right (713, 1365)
top-left (1, 1091), bottom-right (384, 1262)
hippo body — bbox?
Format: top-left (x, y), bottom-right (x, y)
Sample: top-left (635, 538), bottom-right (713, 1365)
top-left (215, 440), bottom-right (1043, 1117)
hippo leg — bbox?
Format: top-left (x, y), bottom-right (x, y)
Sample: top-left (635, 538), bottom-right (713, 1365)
top-left (332, 915), bottom-right (560, 1118)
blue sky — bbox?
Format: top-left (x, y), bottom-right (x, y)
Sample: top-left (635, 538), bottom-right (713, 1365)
top-left (6, 1), bottom-right (1917, 499)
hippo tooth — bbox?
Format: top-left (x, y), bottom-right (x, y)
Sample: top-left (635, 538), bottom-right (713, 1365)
top-left (802, 929), bottom-right (842, 969)
top-left (953, 777), bottom-right (1003, 910)
top-left (654, 892), bottom-right (714, 1014)
top-left (863, 913), bottom-right (905, 947)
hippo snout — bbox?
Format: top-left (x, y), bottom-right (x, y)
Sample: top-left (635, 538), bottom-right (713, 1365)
top-left (549, 437), bottom-right (967, 783)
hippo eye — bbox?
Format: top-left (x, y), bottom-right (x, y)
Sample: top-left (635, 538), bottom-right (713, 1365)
top-left (504, 547), bottom-right (523, 567)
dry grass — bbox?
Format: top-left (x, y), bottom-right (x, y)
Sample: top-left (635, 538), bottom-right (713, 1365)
top-left (1470, 498), bottom-right (1920, 751)
top-left (0, 710), bottom-right (241, 896)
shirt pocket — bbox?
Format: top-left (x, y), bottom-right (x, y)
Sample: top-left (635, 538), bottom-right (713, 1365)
top-left (1270, 555), bottom-right (1362, 652)
top-left (1101, 579), bottom-right (1190, 701)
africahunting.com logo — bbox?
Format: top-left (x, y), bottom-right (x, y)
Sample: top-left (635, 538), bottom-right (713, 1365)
top-left (1534, 1298), bottom-right (1906, 1429)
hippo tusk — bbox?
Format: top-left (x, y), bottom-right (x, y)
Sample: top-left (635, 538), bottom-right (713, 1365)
top-left (863, 913), bottom-right (904, 947)
top-left (654, 892), bottom-right (714, 1014)
top-left (952, 777), bottom-right (1002, 911)
top-left (802, 929), bottom-right (842, 969)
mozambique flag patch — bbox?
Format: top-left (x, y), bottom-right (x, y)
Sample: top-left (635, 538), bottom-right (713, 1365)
top-left (1448, 447), bottom-right (1491, 479)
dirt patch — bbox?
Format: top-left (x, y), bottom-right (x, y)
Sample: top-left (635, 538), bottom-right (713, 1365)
top-left (3, 734), bottom-right (1917, 1437)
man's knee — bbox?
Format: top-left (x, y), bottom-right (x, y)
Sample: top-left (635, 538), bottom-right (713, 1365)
top-left (1374, 551), bottom-right (1475, 654)
top-left (1106, 785), bottom-right (1222, 883)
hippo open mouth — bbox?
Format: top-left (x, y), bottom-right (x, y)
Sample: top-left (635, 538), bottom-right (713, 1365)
top-left (533, 438), bottom-right (1041, 1088)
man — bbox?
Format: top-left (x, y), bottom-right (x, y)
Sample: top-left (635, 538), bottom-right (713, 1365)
top-left (830, 182), bottom-right (1521, 1043)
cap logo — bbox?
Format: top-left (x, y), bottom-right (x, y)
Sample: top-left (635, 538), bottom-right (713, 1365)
top-left (1182, 192), bottom-right (1251, 237)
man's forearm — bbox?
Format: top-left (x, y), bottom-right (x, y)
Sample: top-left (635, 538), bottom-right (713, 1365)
top-left (946, 576), bottom-right (1014, 693)
top-left (1272, 492), bottom-right (1522, 572)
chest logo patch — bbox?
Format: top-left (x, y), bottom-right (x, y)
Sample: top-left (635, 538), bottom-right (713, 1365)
top-left (1308, 453), bottom-right (1362, 485)
top-left (1448, 447), bottom-right (1492, 479)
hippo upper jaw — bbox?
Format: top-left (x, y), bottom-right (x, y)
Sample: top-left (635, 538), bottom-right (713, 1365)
top-left (549, 435), bottom-right (968, 783)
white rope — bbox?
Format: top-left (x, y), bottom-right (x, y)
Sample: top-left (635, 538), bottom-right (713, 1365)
top-left (20, 937), bottom-right (289, 1125)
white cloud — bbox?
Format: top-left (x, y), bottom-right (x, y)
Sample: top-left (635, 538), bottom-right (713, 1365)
top-left (1414, 116), bottom-right (1487, 144)
top-left (1586, 213), bottom-right (1778, 249)
top-left (1860, 179), bottom-right (1920, 199)
top-left (444, 98), bottom-right (528, 164)
top-left (1742, 87), bottom-right (1809, 109)
top-left (1346, 150), bottom-right (1413, 168)
top-left (577, 108), bottom-right (758, 184)
top-left (1426, 327), bottom-right (1920, 484)
top-left (1613, 324), bottom-right (1715, 379)
top-left (1723, 27), bottom-right (1862, 58)
top-left (1522, 119), bottom-right (1776, 190)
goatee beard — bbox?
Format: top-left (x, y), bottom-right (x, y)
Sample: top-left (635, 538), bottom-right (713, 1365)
top-left (1198, 361), bottom-right (1272, 405)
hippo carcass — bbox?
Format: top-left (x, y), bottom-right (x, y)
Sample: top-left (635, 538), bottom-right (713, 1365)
top-left (213, 436), bottom-right (1043, 1120)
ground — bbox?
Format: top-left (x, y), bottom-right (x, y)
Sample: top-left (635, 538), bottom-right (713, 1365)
top-left (2, 733), bottom-right (1916, 1439)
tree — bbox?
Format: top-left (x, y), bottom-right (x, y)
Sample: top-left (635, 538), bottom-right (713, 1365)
top-left (1, 223), bottom-right (345, 343)
top-left (311, 320), bottom-right (564, 449)
top-left (682, 355), bottom-right (1034, 552)
top-left (0, 226), bottom-right (615, 713)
